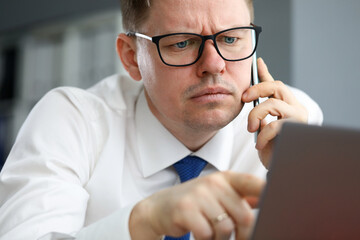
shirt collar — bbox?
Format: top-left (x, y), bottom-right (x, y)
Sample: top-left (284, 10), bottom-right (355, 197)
top-left (135, 90), bottom-right (234, 178)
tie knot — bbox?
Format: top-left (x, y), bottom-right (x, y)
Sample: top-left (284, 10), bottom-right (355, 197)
top-left (173, 155), bottom-right (207, 183)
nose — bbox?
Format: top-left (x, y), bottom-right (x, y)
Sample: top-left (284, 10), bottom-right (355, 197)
top-left (196, 40), bottom-right (226, 77)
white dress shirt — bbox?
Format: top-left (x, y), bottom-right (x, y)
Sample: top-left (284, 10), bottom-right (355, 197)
top-left (0, 75), bottom-right (323, 240)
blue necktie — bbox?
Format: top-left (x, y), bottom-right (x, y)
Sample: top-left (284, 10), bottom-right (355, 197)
top-left (164, 155), bottom-right (207, 240)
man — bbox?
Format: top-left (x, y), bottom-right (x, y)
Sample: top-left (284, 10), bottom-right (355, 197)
top-left (0, 0), bottom-right (322, 239)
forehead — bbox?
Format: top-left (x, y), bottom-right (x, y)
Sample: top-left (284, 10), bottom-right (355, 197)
top-left (144, 0), bottom-right (251, 34)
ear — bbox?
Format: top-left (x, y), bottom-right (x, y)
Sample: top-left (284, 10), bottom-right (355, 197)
top-left (116, 33), bottom-right (142, 81)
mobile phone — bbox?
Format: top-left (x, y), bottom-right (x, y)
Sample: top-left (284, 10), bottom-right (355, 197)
top-left (251, 30), bottom-right (260, 142)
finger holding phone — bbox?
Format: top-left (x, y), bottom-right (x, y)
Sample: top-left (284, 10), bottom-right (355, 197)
top-left (243, 57), bottom-right (308, 168)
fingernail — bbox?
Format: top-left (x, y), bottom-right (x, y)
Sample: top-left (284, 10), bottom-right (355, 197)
top-left (248, 121), bottom-right (255, 132)
top-left (243, 91), bottom-right (254, 100)
top-left (247, 122), bottom-right (252, 132)
top-left (255, 142), bottom-right (262, 150)
top-left (259, 58), bottom-right (268, 71)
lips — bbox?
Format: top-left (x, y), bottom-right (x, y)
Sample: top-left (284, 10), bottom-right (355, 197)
top-left (190, 86), bottom-right (232, 99)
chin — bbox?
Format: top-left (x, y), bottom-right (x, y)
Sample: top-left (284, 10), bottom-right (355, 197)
top-left (184, 108), bottom-right (240, 132)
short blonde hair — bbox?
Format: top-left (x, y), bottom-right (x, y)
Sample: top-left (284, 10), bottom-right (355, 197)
top-left (120, 0), bottom-right (254, 32)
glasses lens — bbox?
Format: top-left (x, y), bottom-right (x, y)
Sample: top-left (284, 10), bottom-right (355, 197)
top-left (158, 34), bottom-right (202, 66)
top-left (215, 28), bottom-right (256, 61)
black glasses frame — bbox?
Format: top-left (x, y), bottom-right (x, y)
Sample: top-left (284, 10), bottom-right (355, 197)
top-left (127, 25), bottom-right (262, 67)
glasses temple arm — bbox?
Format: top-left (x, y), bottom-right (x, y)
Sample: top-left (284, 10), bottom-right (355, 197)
top-left (126, 32), bottom-right (152, 41)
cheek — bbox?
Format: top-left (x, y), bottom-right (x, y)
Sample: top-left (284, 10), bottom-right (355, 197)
top-left (142, 59), bottom-right (190, 112)
top-left (227, 59), bottom-right (252, 92)
top-left (137, 49), bottom-right (153, 80)
top-left (151, 67), bottom-right (189, 103)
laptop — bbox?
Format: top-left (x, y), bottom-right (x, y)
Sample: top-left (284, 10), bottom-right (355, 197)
top-left (250, 122), bottom-right (360, 240)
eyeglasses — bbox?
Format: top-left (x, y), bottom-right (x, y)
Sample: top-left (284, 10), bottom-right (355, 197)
top-left (127, 25), bottom-right (262, 67)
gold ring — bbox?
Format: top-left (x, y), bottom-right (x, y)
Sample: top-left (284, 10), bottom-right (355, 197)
top-left (213, 212), bottom-right (229, 223)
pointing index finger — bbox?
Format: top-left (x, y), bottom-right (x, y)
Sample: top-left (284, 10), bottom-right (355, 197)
top-left (226, 172), bottom-right (265, 198)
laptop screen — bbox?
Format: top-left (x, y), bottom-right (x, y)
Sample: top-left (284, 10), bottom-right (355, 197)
top-left (251, 123), bottom-right (360, 240)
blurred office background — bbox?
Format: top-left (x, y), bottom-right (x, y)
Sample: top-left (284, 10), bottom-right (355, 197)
top-left (0, 0), bottom-right (359, 170)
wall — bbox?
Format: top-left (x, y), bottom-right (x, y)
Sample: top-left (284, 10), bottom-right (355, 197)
top-left (0, 0), bottom-right (119, 34)
top-left (255, 0), bottom-right (360, 129)
top-left (253, 0), bottom-right (291, 85)
top-left (291, 0), bottom-right (360, 128)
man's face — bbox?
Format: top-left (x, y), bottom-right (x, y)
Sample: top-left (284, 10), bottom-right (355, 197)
top-left (136, 0), bottom-right (253, 135)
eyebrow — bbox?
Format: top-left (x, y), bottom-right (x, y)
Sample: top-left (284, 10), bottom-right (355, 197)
top-left (148, 24), bottom-right (253, 37)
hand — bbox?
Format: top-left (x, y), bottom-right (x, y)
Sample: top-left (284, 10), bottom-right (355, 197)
top-left (129, 171), bottom-right (265, 240)
top-left (242, 58), bottom-right (308, 168)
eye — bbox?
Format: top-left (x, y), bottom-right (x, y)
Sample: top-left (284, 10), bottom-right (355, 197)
top-left (224, 36), bottom-right (236, 44)
top-left (175, 40), bottom-right (189, 48)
